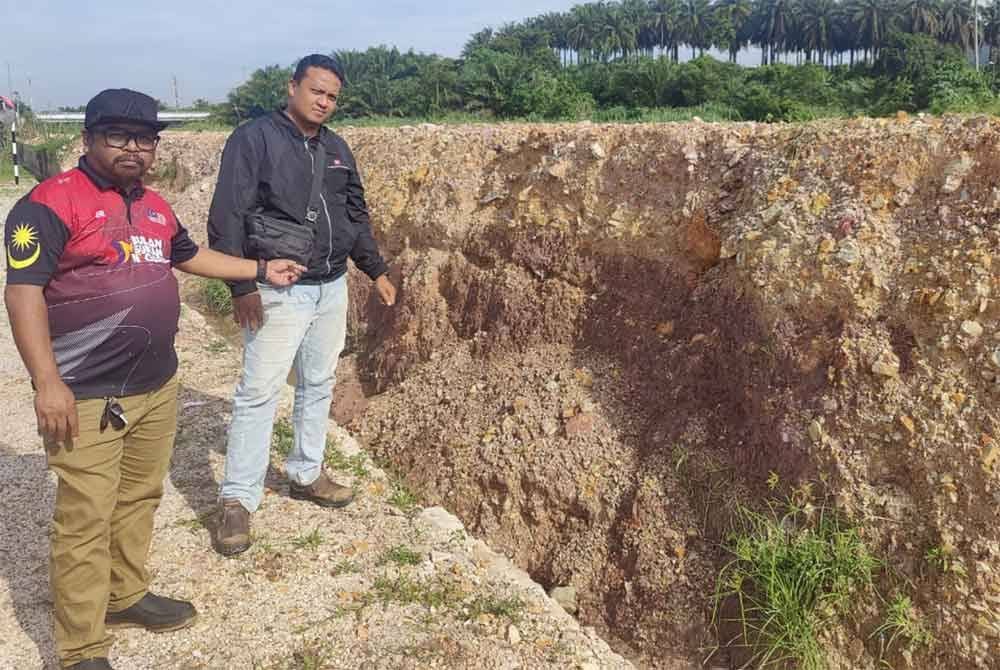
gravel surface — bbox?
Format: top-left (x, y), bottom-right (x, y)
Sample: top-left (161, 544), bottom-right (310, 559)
top-left (0, 180), bottom-right (632, 670)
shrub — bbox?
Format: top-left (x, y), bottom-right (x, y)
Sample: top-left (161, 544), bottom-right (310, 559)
top-left (713, 500), bottom-right (879, 669)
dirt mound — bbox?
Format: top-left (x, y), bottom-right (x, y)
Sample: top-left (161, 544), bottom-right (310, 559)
top-left (152, 117), bottom-right (998, 669)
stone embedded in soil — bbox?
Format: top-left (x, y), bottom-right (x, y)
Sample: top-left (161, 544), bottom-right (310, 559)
top-left (900, 415), bottom-right (917, 435)
top-left (961, 320), bottom-right (984, 337)
top-left (565, 413), bottom-right (595, 439)
top-left (808, 420), bottom-right (824, 443)
top-left (872, 356), bottom-right (901, 378)
top-left (836, 240), bottom-right (861, 264)
top-left (550, 586), bottom-right (578, 615)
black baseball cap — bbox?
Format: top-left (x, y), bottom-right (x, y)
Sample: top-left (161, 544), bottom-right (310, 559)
top-left (85, 88), bottom-right (168, 131)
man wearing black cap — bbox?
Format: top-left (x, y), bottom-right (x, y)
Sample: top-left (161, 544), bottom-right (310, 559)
top-left (4, 88), bottom-right (306, 670)
top-left (208, 54), bottom-right (396, 556)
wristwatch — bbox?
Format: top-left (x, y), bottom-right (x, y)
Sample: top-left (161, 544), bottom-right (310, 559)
top-left (256, 258), bottom-right (268, 283)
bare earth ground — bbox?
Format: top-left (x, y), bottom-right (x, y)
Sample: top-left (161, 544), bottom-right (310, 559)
top-left (0, 183), bottom-right (631, 670)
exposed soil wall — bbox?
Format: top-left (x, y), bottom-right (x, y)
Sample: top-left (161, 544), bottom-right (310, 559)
top-left (149, 116), bottom-right (999, 669)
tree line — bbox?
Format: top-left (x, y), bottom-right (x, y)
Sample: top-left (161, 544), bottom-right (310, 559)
top-left (219, 0), bottom-right (1000, 124)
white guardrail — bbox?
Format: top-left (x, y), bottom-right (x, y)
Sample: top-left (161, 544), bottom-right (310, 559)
top-left (36, 111), bottom-right (211, 123)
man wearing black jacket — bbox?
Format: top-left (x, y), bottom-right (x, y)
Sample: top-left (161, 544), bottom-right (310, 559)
top-left (208, 54), bottom-right (396, 556)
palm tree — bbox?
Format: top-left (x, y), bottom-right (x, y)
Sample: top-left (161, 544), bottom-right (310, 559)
top-left (799, 0), bottom-right (840, 64)
top-left (753, 0), bottom-right (796, 64)
top-left (714, 0), bottom-right (754, 62)
top-left (568, 3), bottom-right (601, 64)
top-left (848, 0), bottom-right (894, 61)
top-left (940, 0), bottom-right (975, 51)
top-left (649, 0), bottom-right (684, 59)
top-left (681, 0), bottom-right (714, 58)
top-left (902, 0), bottom-right (944, 36)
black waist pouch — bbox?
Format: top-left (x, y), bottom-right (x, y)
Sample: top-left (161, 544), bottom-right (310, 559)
top-left (245, 213), bottom-right (315, 265)
top-left (244, 141), bottom-right (326, 267)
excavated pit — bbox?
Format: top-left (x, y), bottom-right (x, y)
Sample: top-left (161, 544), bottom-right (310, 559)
top-left (155, 117), bottom-right (1000, 669)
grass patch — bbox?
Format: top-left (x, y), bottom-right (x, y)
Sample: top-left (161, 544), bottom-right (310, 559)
top-left (272, 417), bottom-right (294, 457)
top-left (369, 574), bottom-right (464, 610)
top-left (289, 640), bottom-right (330, 670)
top-left (466, 594), bottom-right (526, 623)
top-left (713, 500), bottom-right (879, 670)
top-left (292, 527), bottom-right (324, 551)
top-left (206, 339), bottom-right (229, 353)
top-left (252, 532), bottom-right (276, 555)
top-left (380, 544), bottom-right (423, 567)
top-left (872, 592), bottom-right (932, 659)
top-left (173, 512), bottom-right (213, 534)
top-left (331, 559), bottom-right (361, 577)
top-left (924, 544), bottom-right (967, 578)
top-left (590, 102), bottom-right (742, 123)
top-left (388, 480), bottom-right (419, 515)
top-left (201, 278), bottom-right (233, 315)
top-left (324, 439), bottom-right (368, 478)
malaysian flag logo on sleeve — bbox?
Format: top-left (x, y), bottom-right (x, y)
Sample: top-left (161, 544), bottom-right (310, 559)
top-left (147, 209), bottom-right (167, 226)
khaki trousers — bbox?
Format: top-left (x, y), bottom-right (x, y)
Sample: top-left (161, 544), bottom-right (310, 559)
top-left (45, 375), bottom-right (179, 667)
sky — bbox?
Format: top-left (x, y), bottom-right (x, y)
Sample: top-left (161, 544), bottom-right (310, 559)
top-left (2, 0), bottom-right (575, 110)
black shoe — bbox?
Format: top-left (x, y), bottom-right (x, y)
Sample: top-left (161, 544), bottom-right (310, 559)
top-left (105, 592), bottom-right (198, 633)
top-left (67, 660), bottom-right (113, 670)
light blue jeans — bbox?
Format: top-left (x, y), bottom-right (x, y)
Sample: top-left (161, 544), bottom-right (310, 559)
top-left (220, 277), bottom-right (348, 512)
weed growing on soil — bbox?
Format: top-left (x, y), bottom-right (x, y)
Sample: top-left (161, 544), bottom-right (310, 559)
top-left (252, 532), bottom-right (275, 555)
top-left (872, 592), bottom-right (932, 660)
top-left (381, 545), bottom-right (423, 566)
top-left (205, 339), bottom-right (228, 353)
top-left (325, 440), bottom-right (369, 478)
top-left (174, 513), bottom-right (212, 534)
top-left (713, 500), bottom-right (879, 670)
top-left (924, 544), bottom-right (968, 578)
top-left (292, 528), bottom-right (324, 551)
top-left (289, 640), bottom-right (330, 670)
top-left (369, 574), bottom-right (464, 610)
top-left (465, 594), bottom-right (526, 623)
top-left (331, 560), bottom-right (361, 577)
top-left (272, 418), bottom-right (294, 457)
top-left (201, 278), bottom-right (233, 315)
top-left (388, 480), bottom-right (420, 514)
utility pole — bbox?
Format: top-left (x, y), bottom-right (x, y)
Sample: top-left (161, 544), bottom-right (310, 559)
top-left (11, 91), bottom-right (19, 186)
top-left (975, 0), bottom-right (981, 70)
top-left (172, 75), bottom-right (180, 109)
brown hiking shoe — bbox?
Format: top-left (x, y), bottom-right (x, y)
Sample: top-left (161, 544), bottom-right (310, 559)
top-left (289, 471), bottom-right (355, 508)
top-left (213, 499), bottom-right (251, 556)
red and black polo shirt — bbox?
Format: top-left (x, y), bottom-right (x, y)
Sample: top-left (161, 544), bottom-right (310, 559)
top-left (4, 157), bottom-right (199, 400)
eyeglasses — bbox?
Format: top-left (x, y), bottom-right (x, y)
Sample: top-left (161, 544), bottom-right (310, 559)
top-left (100, 129), bottom-right (160, 151)
top-left (100, 397), bottom-right (128, 432)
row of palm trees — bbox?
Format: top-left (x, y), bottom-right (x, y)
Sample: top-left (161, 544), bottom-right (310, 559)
top-left (465, 0), bottom-right (1000, 68)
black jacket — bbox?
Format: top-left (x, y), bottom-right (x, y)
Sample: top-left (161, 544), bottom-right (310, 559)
top-left (208, 110), bottom-right (388, 296)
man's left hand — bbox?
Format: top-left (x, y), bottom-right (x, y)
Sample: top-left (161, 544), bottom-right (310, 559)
top-left (265, 259), bottom-right (307, 286)
top-left (375, 274), bottom-right (397, 306)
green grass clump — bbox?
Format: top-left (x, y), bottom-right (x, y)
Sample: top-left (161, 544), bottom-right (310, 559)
top-left (271, 417), bottom-right (294, 457)
top-left (291, 527), bottom-right (324, 551)
top-left (201, 278), bottom-right (233, 315)
top-left (324, 439), bottom-right (369, 478)
top-left (713, 501), bottom-right (879, 670)
top-left (387, 480), bottom-right (419, 515)
top-left (369, 574), bottom-right (464, 610)
top-left (380, 544), bottom-right (423, 566)
top-left (872, 592), bottom-right (932, 659)
top-left (466, 594), bottom-right (526, 622)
